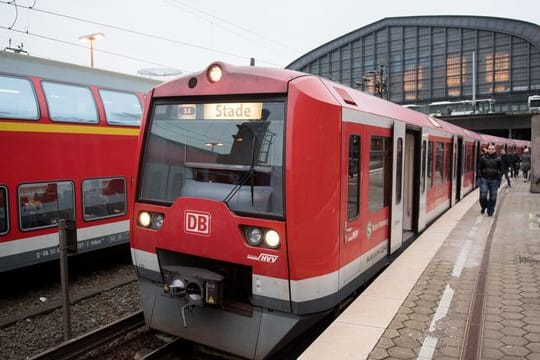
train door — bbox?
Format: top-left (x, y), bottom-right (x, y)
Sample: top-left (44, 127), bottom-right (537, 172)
top-left (339, 112), bottom-right (392, 289)
top-left (417, 131), bottom-right (429, 232)
top-left (450, 135), bottom-right (458, 206)
top-left (402, 132), bottom-right (416, 234)
top-left (474, 141), bottom-right (481, 187)
top-left (456, 137), bottom-right (464, 200)
top-left (339, 123), bottom-right (363, 284)
top-left (390, 121), bottom-right (405, 254)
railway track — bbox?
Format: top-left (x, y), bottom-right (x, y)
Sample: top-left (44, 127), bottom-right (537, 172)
top-left (28, 310), bottom-right (145, 360)
top-left (137, 338), bottom-right (190, 359)
top-left (0, 276), bottom-right (137, 329)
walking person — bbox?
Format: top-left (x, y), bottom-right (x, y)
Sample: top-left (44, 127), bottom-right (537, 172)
top-left (521, 147), bottom-right (531, 182)
top-left (477, 143), bottom-right (503, 217)
top-left (500, 148), bottom-right (512, 189)
top-left (507, 149), bottom-right (517, 177)
top-left (512, 150), bottom-right (521, 178)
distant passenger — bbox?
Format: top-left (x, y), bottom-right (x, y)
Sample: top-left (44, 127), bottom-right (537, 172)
top-left (500, 149), bottom-right (512, 189)
top-left (477, 143), bottom-right (503, 217)
top-left (511, 150), bottom-right (521, 178)
top-left (521, 148), bottom-right (531, 182)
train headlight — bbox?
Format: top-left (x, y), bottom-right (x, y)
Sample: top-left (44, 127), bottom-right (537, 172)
top-left (153, 213), bottom-right (165, 229)
top-left (138, 211), bottom-right (151, 227)
top-left (245, 227), bottom-right (263, 246)
top-left (138, 211), bottom-right (164, 229)
top-left (264, 230), bottom-right (280, 248)
top-left (207, 64), bottom-right (223, 83)
top-left (242, 226), bottom-right (281, 249)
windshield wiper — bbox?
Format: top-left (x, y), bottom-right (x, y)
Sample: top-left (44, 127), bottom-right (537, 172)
top-left (223, 136), bottom-right (257, 206)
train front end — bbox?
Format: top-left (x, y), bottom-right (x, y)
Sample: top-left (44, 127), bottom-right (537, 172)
top-left (131, 63), bottom-right (319, 359)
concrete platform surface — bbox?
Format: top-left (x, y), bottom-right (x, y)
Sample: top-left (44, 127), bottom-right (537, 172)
top-left (300, 178), bottom-right (540, 360)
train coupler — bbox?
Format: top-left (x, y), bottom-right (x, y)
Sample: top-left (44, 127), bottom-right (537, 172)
top-left (162, 265), bottom-right (224, 307)
top-left (180, 303), bottom-right (195, 328)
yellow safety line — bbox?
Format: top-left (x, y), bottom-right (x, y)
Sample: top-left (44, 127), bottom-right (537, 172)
top-left (0, 121), bottom-right (139, 136)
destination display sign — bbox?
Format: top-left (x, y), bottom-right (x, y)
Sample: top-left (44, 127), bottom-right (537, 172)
top-left (204, 103), bottom-right (263, 120)
top-left (175, 103), bottom-right (264, 120)
top-left (177, 104), bottom-right (196, 119)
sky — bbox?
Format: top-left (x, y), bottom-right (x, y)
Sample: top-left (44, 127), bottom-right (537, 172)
top-left (0, 0), bottom-right (539, 79)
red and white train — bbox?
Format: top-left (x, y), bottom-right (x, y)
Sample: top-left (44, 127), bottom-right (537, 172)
top-left (0, 51), bottom-right (159, 272)
top-left (130, 62), bottom-right (527, 359)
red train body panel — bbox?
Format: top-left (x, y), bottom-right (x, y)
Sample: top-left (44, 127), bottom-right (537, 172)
top-left (130, 62), bottom-right (526, 359)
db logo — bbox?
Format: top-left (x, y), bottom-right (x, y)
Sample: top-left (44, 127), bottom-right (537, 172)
top-left (184, 211), bottom-right (211, 236)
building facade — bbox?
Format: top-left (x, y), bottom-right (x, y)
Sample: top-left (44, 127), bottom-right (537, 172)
top-left (286, 16), bottom-right (540, 139)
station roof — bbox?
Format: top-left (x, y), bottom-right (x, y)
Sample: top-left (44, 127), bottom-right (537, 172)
top-left (287, 15), bottom-right (540, 70)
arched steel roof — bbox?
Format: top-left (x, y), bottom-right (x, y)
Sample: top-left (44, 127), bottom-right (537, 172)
top-left (287, 15), bottom-right (540, 69)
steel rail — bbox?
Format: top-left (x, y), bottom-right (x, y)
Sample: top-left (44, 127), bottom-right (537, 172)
top-left (0, 276), bottom-right (137, 329)
top-left (28, 310), bottom-right (145, 360)
top-left (138, 337), bottom-right (187, 360)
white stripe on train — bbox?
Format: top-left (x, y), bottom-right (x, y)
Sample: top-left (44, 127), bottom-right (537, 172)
top-left (0, 220), bottom-right (129, 257)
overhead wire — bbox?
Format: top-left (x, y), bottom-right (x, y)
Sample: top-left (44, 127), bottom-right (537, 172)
top-left (0, 25), bottom-right (175, 69)
top-left (0, 0), bottom-right (283, 66)
top-left (164, 0), bottom-right (299, 54)
top-left (24, 0), bottom-right (36, 33)
top-left (6, 0), bottom-right (18, 29)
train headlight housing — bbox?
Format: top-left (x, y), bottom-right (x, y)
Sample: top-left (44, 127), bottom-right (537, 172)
top-left (245, 227), bottom-right (263, 246)
top-left (242, 226), bottom-right (281, 249)
top-left (207, 64), bottom-right (223, 83)
top-left (138, 211), bottom-right (165, 229)
top-left (153, 213), bottom-right (165, 229)
top-left (138, 211), bottom-right (151, 227)
top-left (264, 230), bottom-right (280, 248)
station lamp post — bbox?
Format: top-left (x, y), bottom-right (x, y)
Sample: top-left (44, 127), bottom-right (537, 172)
top-left (78, 32), bottom-right (104, 68)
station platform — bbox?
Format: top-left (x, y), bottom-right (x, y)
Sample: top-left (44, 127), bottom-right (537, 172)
top-left (300, 179), bottom-right (540, 360)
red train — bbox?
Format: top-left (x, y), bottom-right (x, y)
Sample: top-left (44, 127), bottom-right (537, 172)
top-left (0, 51), bottom-right (159, 272)
top-left (131, 62), bottom-right (527, 359)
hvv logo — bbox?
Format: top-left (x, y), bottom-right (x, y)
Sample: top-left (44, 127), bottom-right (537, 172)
top-left (247, 253), bottom-right (279, 263)
top-left (184, 210), bottom-right (211, 236)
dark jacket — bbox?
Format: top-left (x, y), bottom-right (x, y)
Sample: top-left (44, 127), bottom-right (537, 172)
top-left (501, 154), bottom-right (512, 170)
top-left (478, 153), bottom-right (503, 180)
top-left (521, 152), bottom-right (531, 171)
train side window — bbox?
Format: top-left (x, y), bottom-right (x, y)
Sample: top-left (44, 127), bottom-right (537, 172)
top-left (0, 186), bottom-right (8, 235)
top-left (0, 75), bottom-right (39, 120)
top-left (428, 141), bottom-right (434, 187)
top-left (464, 144), bottom-right (469, 174)
top-left (466, 144), bottom-right (474, 173)
top-left (42, 81), bottom-right (98, 123)
top-left (395, 137), bottom-right (403, 204)
top-left (347, 135), bottom-right (360, 220)
top-left (99, 90), bottom-right (143, 126)
top-left (18, 181), bottom-right (74, 231)
top-left (82, 178), bottom-right (127, 220)
top-left (369, 136), bottom-right (392, 213)
top-left (435, 142), bottom-right (444, 184)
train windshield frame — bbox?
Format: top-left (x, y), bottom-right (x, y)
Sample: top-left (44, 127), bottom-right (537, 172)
top-left (138, 96), bottom-right (286, 218)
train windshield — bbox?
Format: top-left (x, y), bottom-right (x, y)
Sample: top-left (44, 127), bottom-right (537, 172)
top-left (138, 99), bottom-right (285, 218)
